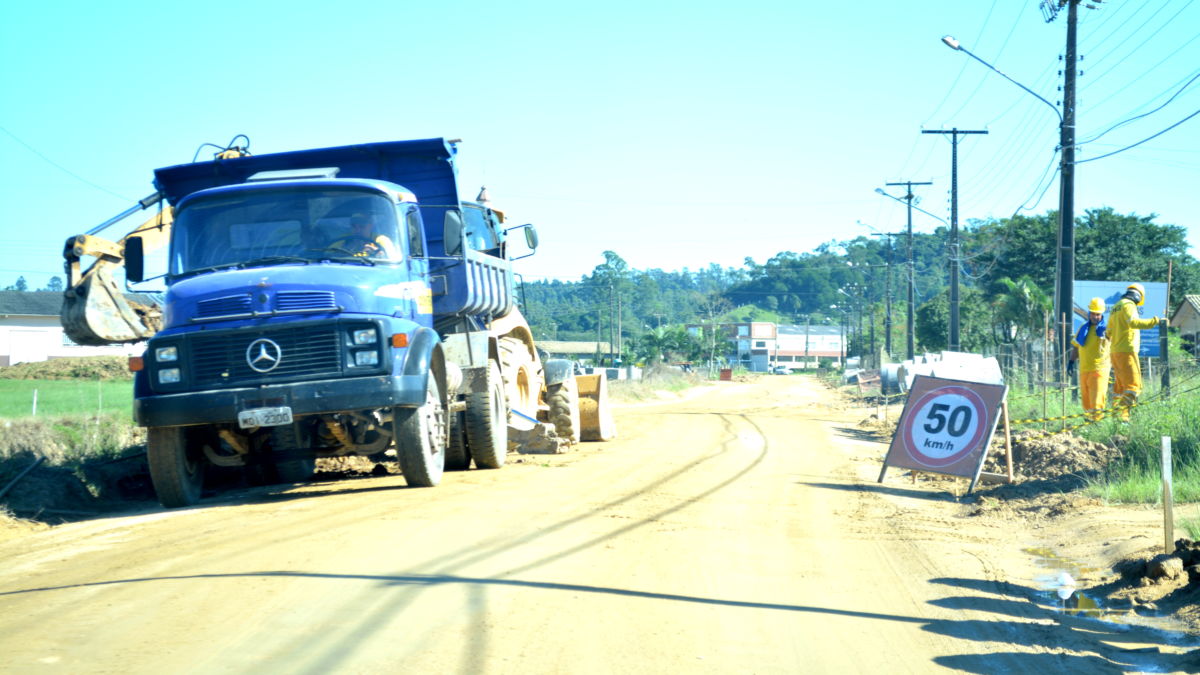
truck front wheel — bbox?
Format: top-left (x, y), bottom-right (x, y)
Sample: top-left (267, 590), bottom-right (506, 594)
top-left (394, 377), bottom-right (446, 487)
top-left (147, 426), bottom-right (206, 508)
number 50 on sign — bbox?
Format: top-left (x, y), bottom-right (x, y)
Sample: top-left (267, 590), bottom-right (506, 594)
top-left (879, 375), bottom-right (1007, 492)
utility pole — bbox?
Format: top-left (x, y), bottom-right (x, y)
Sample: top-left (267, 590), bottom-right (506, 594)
top-left (922, 128), bottom-right (987, 352)
top-left (886, 180), bottom-right (931, 362)
top-left (871, 231), bottom-right (903, 358)
top-left (1048, 0), bottom-right (1080, 369)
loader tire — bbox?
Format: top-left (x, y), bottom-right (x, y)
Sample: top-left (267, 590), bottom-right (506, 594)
top-left (546, 377), bottom-right (581, 444)
top-left (498, 336), bottom-right (537, 418)
top-left (147, 426), bottom-right (206, 508)
top-left (466, 360), bottom-right (508, 469)
top-left (445, 410), bottom-right (471, 471)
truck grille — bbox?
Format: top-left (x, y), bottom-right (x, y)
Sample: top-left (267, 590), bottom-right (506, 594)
top-left (191, 325), bottom-right (342, 386)
top-left (276, 290), bottom-right (337, 311)
top-left (196, 294), bottom-right (253, 318)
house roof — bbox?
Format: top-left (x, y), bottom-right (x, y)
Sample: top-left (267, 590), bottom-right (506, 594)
top-left (538, 340), bottom-right (613, 355)
top-left (0, 290), bottom-right (62, 316)
top-left (0, 290), bottom-right (161, 317)
top-left (1170, 295), bottom-right (1200, 325)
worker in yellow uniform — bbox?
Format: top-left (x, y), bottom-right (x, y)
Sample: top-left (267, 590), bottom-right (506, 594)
top-left (1071, 298), bottom-right (1110, 421)
top-left (1107, 283), bottom-right (1160, 420)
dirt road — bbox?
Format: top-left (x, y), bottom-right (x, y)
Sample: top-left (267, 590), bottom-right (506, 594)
top-left (1, 376), bottom-right (1196, 672)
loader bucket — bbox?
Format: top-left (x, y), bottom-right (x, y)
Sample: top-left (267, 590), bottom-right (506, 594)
top-left (575, 372), bottom-right (617, 442)
top-left (61, 265), bottom-right (161, 345)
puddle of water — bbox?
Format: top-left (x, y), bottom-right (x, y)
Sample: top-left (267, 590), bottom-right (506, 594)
top-left (1021, 546), bottom-right (1198, 635)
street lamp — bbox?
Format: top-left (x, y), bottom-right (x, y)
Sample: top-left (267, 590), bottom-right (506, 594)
top-left (942, 34), bottom-right (1075, 367)
top-left (875, 187), bottom-right (947, 361)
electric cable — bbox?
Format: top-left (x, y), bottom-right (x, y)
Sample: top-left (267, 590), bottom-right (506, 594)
top-left (1076, 106), bottom-right (1200, 163)
top-left (0, 125), bottom-right (132, 201)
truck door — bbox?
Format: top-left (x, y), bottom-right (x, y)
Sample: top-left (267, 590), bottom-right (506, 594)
top-left (401, 205), bottom-right (433, 319)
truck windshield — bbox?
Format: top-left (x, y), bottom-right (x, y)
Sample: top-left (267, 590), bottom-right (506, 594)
top-left (169, 187), bottom-right (404, 276)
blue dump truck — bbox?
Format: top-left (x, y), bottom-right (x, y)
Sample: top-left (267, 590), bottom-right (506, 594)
top-left (61, 138), bottom-right (615, 508)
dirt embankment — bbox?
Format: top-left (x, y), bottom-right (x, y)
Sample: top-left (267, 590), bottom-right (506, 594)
top-left (855, 397), bottom-right (1200, 635)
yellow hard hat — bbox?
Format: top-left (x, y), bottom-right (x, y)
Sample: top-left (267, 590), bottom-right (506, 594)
top-left (1087, 297), bottom-right (1105, 313)
top-left (1127, 282), bottom-right (1146, 306)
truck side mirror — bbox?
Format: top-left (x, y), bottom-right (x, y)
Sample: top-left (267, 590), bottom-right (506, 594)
top-left (125, 236), bottom-right (145, 282)
top-left (443, 210), bottom-right (464, 256)
top-left (523, 224), bottom-right (539, 251)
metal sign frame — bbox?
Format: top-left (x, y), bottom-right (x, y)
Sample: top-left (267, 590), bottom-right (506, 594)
top-left (878, 375), bottom-right (1008, 493)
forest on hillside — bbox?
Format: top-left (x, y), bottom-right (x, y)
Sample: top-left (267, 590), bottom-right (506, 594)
top-left (519, 207), bottom-right (1200, 364)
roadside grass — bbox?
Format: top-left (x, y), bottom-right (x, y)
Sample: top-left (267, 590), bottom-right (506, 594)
top-left (1182, 516), bottom-right (1200, 540)
top-left (609, 366), bottom-right (705, 402)
top-left (0, 379), bottom-right (133, 419)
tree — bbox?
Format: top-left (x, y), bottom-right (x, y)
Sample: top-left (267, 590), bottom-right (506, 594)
top-left (4, 276), bottom-right (28, 291)
top-left (915, 286), bottom-right (991, 353)
top-left (42, 276), bottom-right (64, 292)
top-left (990, 276), bottom-right (1051, 346)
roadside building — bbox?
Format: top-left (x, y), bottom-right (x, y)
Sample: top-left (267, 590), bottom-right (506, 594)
top-left (1170, 294), bottom-right (1200, 356)
top-left (685, 320), bottom-right (845, 373)
top-left (0, 291), bottom-right (147, 367)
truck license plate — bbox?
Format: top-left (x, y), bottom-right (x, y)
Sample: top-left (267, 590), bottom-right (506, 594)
top-left (237, 406), bottom-right (293, 429)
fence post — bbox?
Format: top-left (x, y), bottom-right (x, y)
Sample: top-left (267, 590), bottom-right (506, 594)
top-left (1163, 436), bottom-right (1174, 555)
top-left (1160, 318), bottom-right (1170, 398)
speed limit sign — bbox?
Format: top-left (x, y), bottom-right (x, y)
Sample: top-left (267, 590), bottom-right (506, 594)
top-left (880, 375), bottom-right (1007, 491)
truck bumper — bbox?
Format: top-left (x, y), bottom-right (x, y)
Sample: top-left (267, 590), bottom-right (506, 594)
top-left (135, 373), bottom-right (427, 428)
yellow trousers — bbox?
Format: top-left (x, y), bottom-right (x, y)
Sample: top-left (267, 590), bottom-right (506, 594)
top-left (1110, 352), bottom-right (1141, 419)
top-left (1079, 369), bottom-right (1108, 420)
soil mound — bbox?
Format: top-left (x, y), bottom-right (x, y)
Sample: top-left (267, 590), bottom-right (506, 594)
top-left (987, 430), bottom-right (1118, 481)
top-left (0, 356), bottom-right (132, 381)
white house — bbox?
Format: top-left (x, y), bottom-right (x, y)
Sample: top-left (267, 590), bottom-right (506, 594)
top-left (0, 291), bottom-right (146, 367)
top-left (1170, 294), bottom-right (1200, 355)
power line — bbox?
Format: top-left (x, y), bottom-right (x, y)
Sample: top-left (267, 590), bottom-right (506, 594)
top-left (0, 125), bottom-right (132, 201)
top-left (1076, 106), bottom-right (1200, 163)
top-left (1077, 69), bottom-right (1200, 146)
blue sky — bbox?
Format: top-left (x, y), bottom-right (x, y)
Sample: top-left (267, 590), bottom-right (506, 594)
top-left (2, 0), bottom-right (1198, 291)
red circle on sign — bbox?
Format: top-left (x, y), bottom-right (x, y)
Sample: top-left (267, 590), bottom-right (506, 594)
top-left (901, 385), bottom-right (989, 468)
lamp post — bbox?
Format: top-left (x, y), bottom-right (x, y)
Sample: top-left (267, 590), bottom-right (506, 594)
top-left (875, 187), bottom-right (946, 359)
top-left (941, 32), bottom-right (1074, 366)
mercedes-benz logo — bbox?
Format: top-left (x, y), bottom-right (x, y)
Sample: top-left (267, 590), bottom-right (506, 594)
top-left (246, 338), bottom-right (283, 373)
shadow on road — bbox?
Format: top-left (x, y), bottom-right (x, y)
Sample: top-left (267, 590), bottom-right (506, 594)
top-left (799, 480), bottom-right (960, 503)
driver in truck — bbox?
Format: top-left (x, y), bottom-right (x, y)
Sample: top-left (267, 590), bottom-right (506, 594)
top-left (333, 212), bottom-right (399, 258)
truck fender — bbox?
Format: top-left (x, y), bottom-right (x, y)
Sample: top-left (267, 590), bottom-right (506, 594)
top-left (542, 358), bottom-right (575, 388)
top-left (402, 327), bottom-right (447, 403)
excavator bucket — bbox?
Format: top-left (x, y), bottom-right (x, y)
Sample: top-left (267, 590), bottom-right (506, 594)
top-left (575, 371), bottom-right (617, 442)
top-left (60, 207), bottom-right (171, 346)
top-left (60, 259), bottom-right (162, 345)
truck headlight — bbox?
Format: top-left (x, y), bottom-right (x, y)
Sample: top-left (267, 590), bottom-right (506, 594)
top-left (155, 346), bottom-right (178, 362)
top-left (353, 350), bottom-right (379, 367)
top-left (352, 328), bottom-right (377, 345)
top-left (158, 368), bottom-right (182, 384)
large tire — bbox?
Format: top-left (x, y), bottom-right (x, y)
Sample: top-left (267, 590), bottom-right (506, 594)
top-left (466, 360), bottom-right (508, 469)
top-left (498, 336), bottom-right (538, 418)
top-left (394, 377), bottom-right (446, 487)
top-left (445, 410), bottom-right (471, 471)
top-left (268, 423), bottom-right (317, 484)
top-left (546, 377), bottom-right (581, 444)
top-left (147, 426), bottom-right (206, 508)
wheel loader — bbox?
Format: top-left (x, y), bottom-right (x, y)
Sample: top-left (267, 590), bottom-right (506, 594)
top-left (61, 138), bottom-right (615, 508)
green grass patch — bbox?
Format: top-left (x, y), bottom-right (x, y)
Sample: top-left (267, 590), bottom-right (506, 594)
top-left (1182, 515), bottom-right (1200, 541)
top-left (609, 366), bottom-right (705, 402)
top-left (0, 379), bottom-right (133, 420)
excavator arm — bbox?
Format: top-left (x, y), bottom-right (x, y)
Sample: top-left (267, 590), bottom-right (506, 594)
top-left (61, 199), bottom-right (173, 346)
